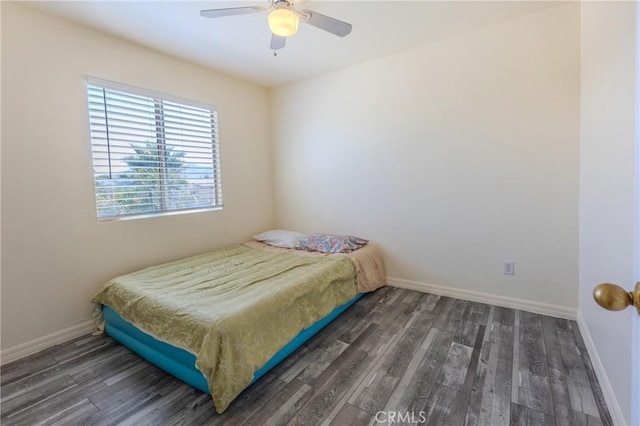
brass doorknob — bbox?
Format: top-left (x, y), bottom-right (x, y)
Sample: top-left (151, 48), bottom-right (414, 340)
top-left (593, 282), bottom-right (640, 315)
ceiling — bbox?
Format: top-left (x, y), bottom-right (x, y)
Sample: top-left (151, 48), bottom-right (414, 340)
top-left (24, 1), bottom-right (562, 88)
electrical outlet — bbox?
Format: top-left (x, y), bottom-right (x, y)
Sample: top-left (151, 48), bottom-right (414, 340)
top-left (504, 261), bottom-right (515, 275)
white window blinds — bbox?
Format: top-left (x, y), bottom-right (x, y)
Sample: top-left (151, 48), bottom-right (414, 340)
top-left (86, 78), bottom-right (222, 220)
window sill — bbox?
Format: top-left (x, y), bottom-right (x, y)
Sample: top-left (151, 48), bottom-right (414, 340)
top-left (97, 206), bottom-right (223, 223)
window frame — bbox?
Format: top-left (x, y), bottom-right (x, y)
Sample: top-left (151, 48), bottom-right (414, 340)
top-left (86, 77), bottom-right (223, 222)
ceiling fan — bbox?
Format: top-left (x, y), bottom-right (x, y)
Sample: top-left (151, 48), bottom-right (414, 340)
top-left (200, 0), bottom-right (352, 52)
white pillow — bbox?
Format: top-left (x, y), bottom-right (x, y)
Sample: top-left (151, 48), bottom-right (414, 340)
top-left (253, 229), bottom-right (307, 248)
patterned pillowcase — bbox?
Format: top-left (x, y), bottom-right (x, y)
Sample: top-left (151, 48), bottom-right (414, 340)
top-left (294, 233), bottom-right (369, 254)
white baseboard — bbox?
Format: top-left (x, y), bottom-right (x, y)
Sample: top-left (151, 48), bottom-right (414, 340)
top-left (0, 320), bottom-right (95, 365)
top-left (386, 276), bottom-right (577, 319)
top-left (575, 312), bottom-right (626, 426)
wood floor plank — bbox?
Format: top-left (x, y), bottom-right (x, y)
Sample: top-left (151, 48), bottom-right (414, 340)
top-left (510, 402), bottom-right (556, 426)
top-left (127, 389), bottom-right (211, 426)
top-left (465, 342), bottom-right (491, 426)
top-left (71, 346), bottom-right (138, 385)
top-left (348, 373), bottom-right (397, 416)
top-left (118, 385), bottom-right (190, 426)
top-left (49, 334), bottom-right (117, 364)
top-left (86, 376), bottom-right (184, 426)
top-left (518, 370), bottom-right (553, 415)
top-left (477, 341), bottom-right (500, 425)
top-left (1, 375), bottom-right (78, 418)
top-left (541, 316), bottom-right (562, 353)
top-left (294, 340), bottom-right (350, 383)
top-left (556, 319), bottom-right (581, 357)
top-left (422, 384), bottom-right (458, 425)
top-left (511, 309), bottom-right (521, 404)
top-left (1, 339), bottom-right (126, 400)
top-left (434, 297), bottom-right (468, 334)
top-left (0, 351), bottom-right (59, 387)
top-left (0, 287), bottom-right (613, 426)
top-left (453, 301), bottom-right (490, 347)
top-left (570, 321), bottom-right (614, 426)
top-left (519, 311), bottom-right (550, 377)
top-left (444, 324), bottom-right (485, 425)
top-left (102, 355), bottom-right (154, 387)
top-left (87, 364), bottom-right (171, 411)
top-left (387, 329), bottom-right (454, 415)
top-left (483, 306), bottom-right (496, 341)
top-left (370, 291), bottom-right (423, 335)
top-left (547, 341), bottom-right (599, 418)
top-left (2, 375), bottom-right (108, 426)
top-left (381, 327), bottom-right (437, 413)
top-left (548, 360), bottom-right (583, 426)
top-left (229, 379), bottom-right (308, 426)
top-left (263, 381), bottom-right (315, 426)
top-left (326, 403), bottom-right (371, 426)
top-left (335, 318), bottom-right (371, 346)
top-left (517, 311), bottom-right (554, 415)
top-left (489, 306), bottom-right (515, 347)
top-left (437, 342), bottom-right (473, 390)
top-left (491, 342), bottom-right (514, 426)
top-left (39, 398), bottom-right (100, 426)
top-left (416, 292), bottom-right (441, 313)
top-left (305, 324), bottom-right (390, 388)
top-left (564, 352), bottom-right (600, 417)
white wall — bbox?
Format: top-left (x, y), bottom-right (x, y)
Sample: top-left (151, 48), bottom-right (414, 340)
top-left (1, 3), bottom-right (275, 352)
top-left (579, 2), bottom-right (638, 424)
top-left (271, 4), bottom-right (580, 309)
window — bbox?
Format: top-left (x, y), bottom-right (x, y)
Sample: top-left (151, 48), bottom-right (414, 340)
top-left (86, 78), bottom-right (222, 220)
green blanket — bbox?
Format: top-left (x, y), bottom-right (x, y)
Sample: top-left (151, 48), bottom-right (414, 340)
top-left (92, 245), bottom-right (357, 413)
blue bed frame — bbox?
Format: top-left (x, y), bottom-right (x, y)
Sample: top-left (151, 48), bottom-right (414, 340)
top-left (102, 292), bottom-right (363, 396)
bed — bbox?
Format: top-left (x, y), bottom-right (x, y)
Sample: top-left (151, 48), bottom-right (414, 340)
top-left (92, 238), bottom-right (385, 413)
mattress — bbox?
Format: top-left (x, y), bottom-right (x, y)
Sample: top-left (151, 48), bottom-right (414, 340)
top-left (102, 293), bottom-right (363, 396)
top-left (93, 243), bottom-right (384, 413)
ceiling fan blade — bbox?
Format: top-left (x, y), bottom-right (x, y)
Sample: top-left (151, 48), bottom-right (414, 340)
top-left (301, 9), bottom-right (352, 37)
top-left (200, 6), bottom-right (266, 19)
top-left (270, 34), bottom-right (286, 50)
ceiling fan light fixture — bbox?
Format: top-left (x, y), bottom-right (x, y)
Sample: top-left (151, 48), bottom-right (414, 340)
top-left (268, 8), bottom-right (299, 37)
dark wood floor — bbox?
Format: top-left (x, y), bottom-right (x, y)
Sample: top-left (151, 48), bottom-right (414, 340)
top-left (1, 287), bottom-right (612, 426)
